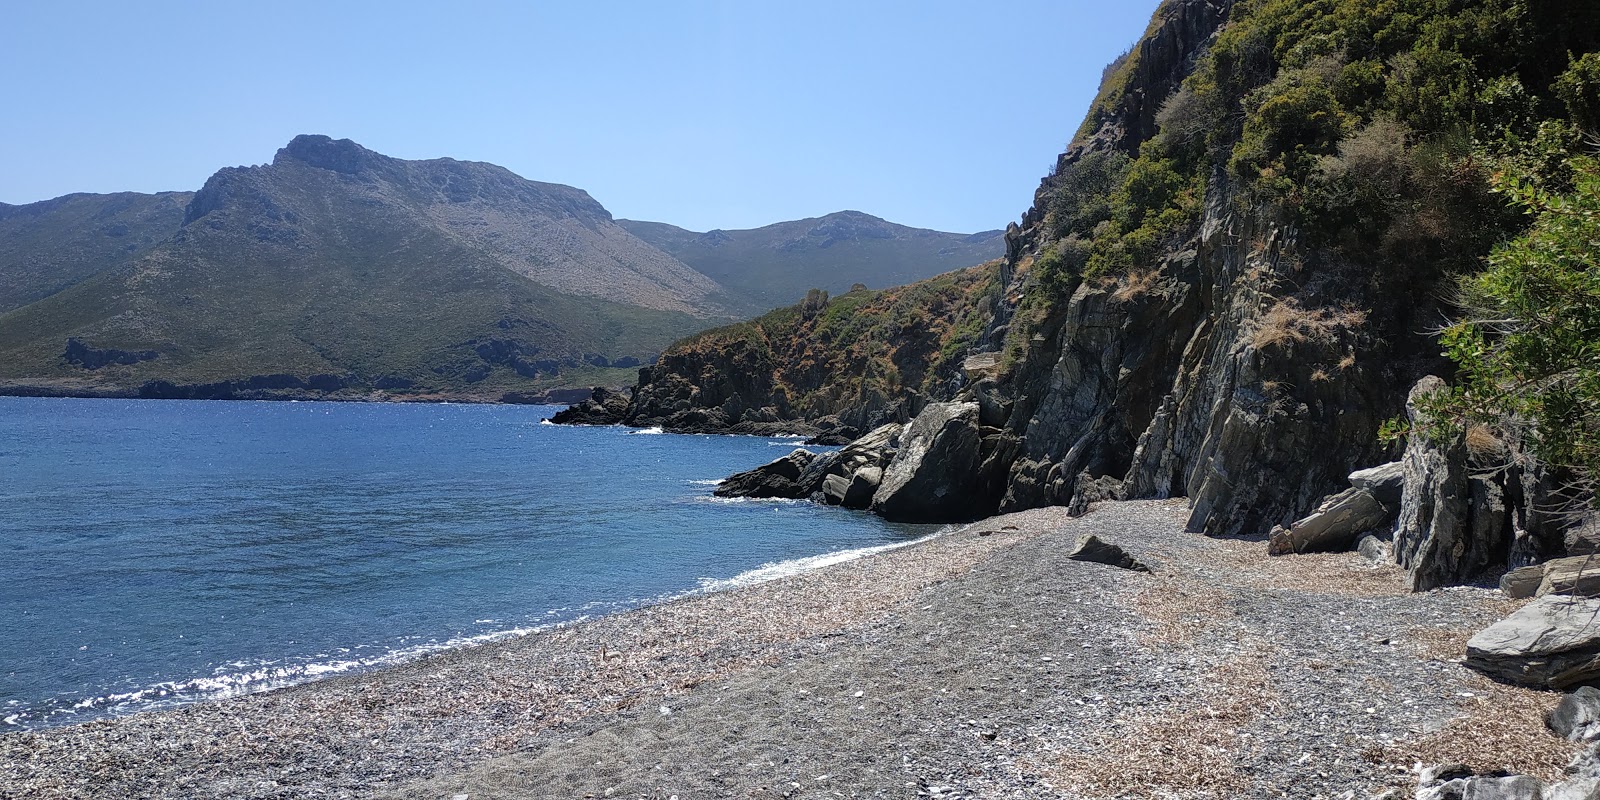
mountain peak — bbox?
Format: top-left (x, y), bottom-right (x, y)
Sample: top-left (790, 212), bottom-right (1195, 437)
top-left (273, 135), bottom-right (383, 175)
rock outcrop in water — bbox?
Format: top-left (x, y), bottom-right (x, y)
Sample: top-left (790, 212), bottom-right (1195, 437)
top-left (548, 387), bottom-right (631, 426)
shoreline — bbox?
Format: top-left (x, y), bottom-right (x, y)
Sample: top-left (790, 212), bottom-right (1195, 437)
top-left (2, 501), bottom-right (1568, 799)
top-left (3, 523), bottom-right (941, 735)
top-left (0, 385), bottom-right (605, 406)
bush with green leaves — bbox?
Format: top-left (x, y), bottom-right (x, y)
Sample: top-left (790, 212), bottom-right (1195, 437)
top-left (1440, 156), bottom-right (1600, 477)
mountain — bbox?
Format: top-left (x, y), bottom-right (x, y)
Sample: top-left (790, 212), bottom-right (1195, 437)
top-left (0, 136), bottom-right (728, 399)
top-left (618, 212), bottom-right (1003, 314)
top-left (0, 191), bottom-right (191, 313)
top-left (0, 136), bottom-right (1008, 400)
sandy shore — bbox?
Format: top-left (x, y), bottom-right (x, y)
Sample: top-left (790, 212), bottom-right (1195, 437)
top-left (0, 500), bottom-right (1571, 799)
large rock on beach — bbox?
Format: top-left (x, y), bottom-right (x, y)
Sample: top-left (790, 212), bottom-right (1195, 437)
top-left (1543, 557), bottom-right (1600, 599)
top-left (839, 467), bottom-right (882, 510)
top-left (1393, 376), bottom-right (1512, 591)
top-left (1506, 556), bottom-right (1600, 600)
top-left (1549, 686), bottom-right (1600, 743)
top-left (1349, 461), bottom-right (1405, 507)
top-left (1067, 534), bottom-right (1151, 572)
top-left (870, 403), bottom-right (988, 522)
top-left (1267, 487), bottom-right (1392, 555)
top-left (1466, 595), bottom-right (1600, 689)
top-left (549, 387), bottom-right (631, 426)
top-left (1502, 564), bottom-right (1548, 599)
top-left (714, 449), bottom-right (816, 500)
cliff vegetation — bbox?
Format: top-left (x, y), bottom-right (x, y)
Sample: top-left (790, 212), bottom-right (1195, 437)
top-left (628, 0), bottom-right (1600, 534)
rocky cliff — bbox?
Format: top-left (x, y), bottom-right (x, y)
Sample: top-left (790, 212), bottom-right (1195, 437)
top-left (619, 266), bottom-right (1001, 439)
top-left (619, 0), bottom-right (1600, 565)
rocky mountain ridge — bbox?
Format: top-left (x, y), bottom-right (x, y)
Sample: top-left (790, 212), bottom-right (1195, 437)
top-left (0, 137), bottom-right (999, 400)
top-left (620, 211), bottom-right (1003, 315)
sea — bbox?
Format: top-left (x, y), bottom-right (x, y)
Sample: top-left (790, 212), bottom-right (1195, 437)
top-left (0, 397), bottom-right (938, 731)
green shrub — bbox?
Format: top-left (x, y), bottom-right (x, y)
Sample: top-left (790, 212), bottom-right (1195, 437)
top-left (1556, 52), bottom-right (1600, 134)
top-left (1440, 156), bottom-right (1600, 476)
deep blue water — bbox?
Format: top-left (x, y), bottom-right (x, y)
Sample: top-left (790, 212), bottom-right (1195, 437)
top-left (0, 397), bottom-right (934, 730)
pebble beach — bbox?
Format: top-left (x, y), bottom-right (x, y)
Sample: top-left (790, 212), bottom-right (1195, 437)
top-left (0, 501), bottom-right (1568, 799)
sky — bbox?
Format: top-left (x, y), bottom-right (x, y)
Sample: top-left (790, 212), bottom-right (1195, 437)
top-left (1, 1), bottom-right (1158, 234)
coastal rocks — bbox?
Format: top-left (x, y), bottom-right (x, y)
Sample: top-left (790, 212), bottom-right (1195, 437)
top-left (1503, 565), bottom-right (1548, 599)
top-left (63, 337), bottom-right (158, 370)
top-left (1415, 769), bottom-right (1544, 800)
top-left (1394, 376), bottom-right (1513, 591)
top-left (1504, 556), bottom-right (1600, 600)
top-left (1349, 461), bottom-right (1405, 507)
top-left (1412, 737), bottom-right (1600, 800)
top-left (548, 387), bottom-right (631, 426)
top-left (823, 467), bottom-right (882, 510)
top-left (1268, 487), bottom-right (1392, 555)
top-left (1549, 686), bottom-right (1600, 743)
top-left (1066, 534), bottom-right (1151, 572)
top-left (1543, 558), bottom-right (1600, 599)
top-left (1465, 595), bottom-right (1600, 689)
top-left (870, 403), bottom-right (993, 522)
top-left (711, 422), bottom-right (902, 507)
top-left (136, 374), bottom-right (349, 400)
top-left (807, 423), bottom-right (902, 507)
top-left (714, 449), bottom-right (817, 500)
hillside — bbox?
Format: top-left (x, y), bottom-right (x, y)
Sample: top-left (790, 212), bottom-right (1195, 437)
top-left (0, 136), bottom-right (724, 399)
top-left (0, 137), bottom-right (1012, 400)
top-left (599, 0), bottom-right (1600, 543)
top-left (624, 265), bottom-right (1002, 437)
top-left (0, 191), bottom-right (191, 313)
top-left (619, 212), bottom-right (1003, 315)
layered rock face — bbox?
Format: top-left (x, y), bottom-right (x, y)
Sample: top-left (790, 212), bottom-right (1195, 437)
top-left (977, 0), bottom-right (1436, 537)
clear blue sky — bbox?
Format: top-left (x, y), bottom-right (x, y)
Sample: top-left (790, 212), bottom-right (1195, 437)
top-left (2, 1), bottom-right (1157, 234)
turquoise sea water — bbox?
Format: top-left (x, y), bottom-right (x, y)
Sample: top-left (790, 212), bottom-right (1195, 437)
top-left (0, 397), bottom-right (934, 730)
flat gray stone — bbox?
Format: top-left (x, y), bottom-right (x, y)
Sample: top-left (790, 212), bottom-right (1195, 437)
top-left (1466, 595), bottom-right (1600, 689)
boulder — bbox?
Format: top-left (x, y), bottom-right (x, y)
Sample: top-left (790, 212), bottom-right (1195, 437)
top-left (1268, 487), bottom-right (1393, 555)
top-left (1502, 565), bottom-right (1547, 599)
top-left (1549, 686), bottom-right (1600, 743)
top-left (795, 451), bottom-right (843, 497)
top-left (1065, 473), bottom-right (1123, 518)
top-left (1394, 376), bottom-right (1512, 591)
top-left (870, 403), bottom-right (989, 522)
top-left (714, 449), bottom-right (817, 500)
top-left (1542, 556), bottom-right (1600, 599)
top-left (548, 387), bottom-right (631, 426)
top-left (1349, 461), bottom-right (1405, 507)
top-left (841, 466), bottom-right (882, 510)
top-left (1415, 768), bottom-right (1545, 800)
top-left (1569, 515), bottom-right (1600, 557)
top-left (1067, 534), bottom-right (1151, 572)
top-left (1548, 776), bottom-right (1600, 800)
top-left (797, 423), bottom-right (902, 503)
top-left (820, 473), bottom-right (852, 505)
top-left (1465, 595), bottom-right (1600, 689)
top-left (1357, 534), bottom-right (1394, 563)
top-left (1497, 556), bottom-right (1600, 600)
